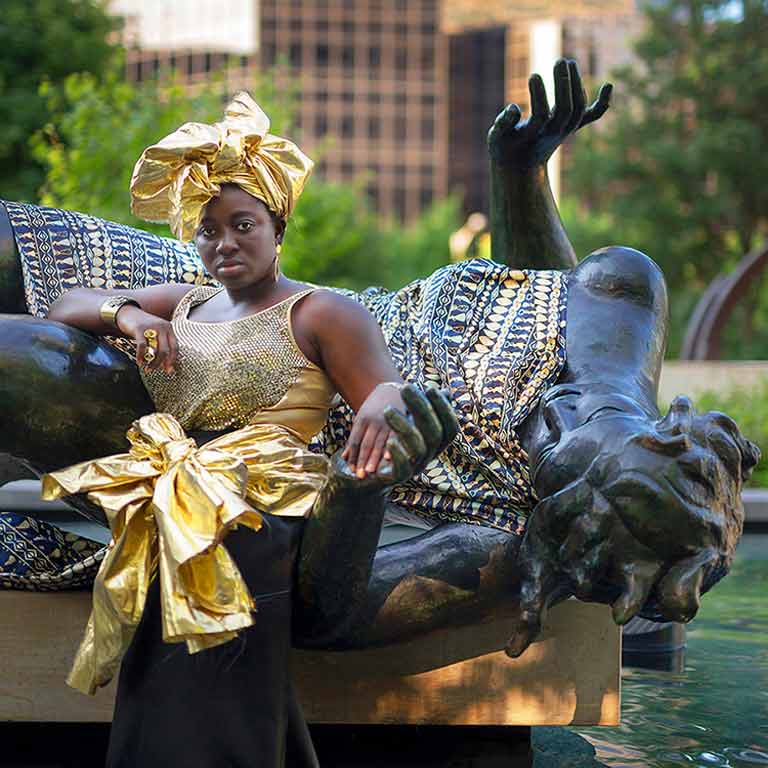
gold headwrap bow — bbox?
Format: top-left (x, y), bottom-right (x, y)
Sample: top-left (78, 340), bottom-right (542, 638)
top-left (130, 92), bottom-right (314, 241)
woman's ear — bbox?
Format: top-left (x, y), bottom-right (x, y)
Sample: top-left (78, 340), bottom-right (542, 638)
top-left (275, 219), bottom-right (286, 246)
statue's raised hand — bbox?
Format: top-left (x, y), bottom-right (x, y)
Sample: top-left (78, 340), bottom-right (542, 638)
top-left (488, 58), bottom-right (612, 172)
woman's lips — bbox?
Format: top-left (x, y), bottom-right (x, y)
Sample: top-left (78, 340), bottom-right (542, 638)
top-left (217, 262), bottom-right (245, 277)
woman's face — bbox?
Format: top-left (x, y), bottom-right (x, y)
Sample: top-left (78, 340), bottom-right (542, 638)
top-left (195, 184), bottom-right (281, 287)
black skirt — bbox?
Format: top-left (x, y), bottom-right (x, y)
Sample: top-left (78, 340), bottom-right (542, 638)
top-left (105, 513), bottom-right (317, 768)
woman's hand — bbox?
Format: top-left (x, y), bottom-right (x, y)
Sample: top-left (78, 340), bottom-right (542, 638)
top-left (116, 305), bottom-right (179, 374)
top-left (342, 382), bottom-right (404, 478)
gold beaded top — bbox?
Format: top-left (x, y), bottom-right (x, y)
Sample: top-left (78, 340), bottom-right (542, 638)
top-left (141, 285), bottom-right (336, 437)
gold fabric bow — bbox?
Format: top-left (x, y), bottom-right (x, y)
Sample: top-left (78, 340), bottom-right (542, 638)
top-left (130, 92), bottom-right (314, 241)
top-left (41, 413), bottom-right (328, 695)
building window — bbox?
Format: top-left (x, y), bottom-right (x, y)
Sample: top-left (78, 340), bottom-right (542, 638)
top-left (316, 44), bottom-right (329, 66)
top-left (368, 46), bottom-right (381, 68)
top-left (368, 117), bottom-right (380, 139)
top-left (394, 187), bottom-right (407, 221)
top-left (316, 19), bottom-right (329, 32)
top-left (421, 47), bottom-right (434, 71)
top-left (420, 188), bottom-right (433, 208)
top-left (367, 185), bottom-right (379, 211)
top-left (290, 43), bottom-right (302, 67)
top-left (316, 90), bottom-right (328, 103)
top-left (290, 17), bottom-right (302, 31)
top-left (394, 164), bottom-right (406, 180)
top-left (341, 115), bottom-right (354, 138)
top-left (367, 92), bottom-right (381, 104)
top-left (315, 114), bottom-right (328, 137)
top-left (421, 118), bottom-right (434, 141)
top-left (395, 116), bottom-right (407, 141)
top-left (342, 90), bottom-right (354, 102)
top-left (263, 45), bottom-right (276, 67)
top-left (341, 161), bottom-right (355, 178)
top-left (421, 93), bottom-right (435, 106)
top-left (342, 20), bottom-right (354, 37)
top-left (395, 48), bottom-right (407, 76)
top-left (342, 46), bottom-right (354, 68)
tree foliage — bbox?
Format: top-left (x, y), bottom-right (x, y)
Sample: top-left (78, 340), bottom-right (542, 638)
top-left (33, 71), bottom-right (459, 291)
top-left (562, 0), bottom-right (768, 356)
top-left (0, 0), bottom-right (118, 201)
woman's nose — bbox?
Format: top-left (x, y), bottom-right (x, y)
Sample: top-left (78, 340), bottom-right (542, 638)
top-left (216, 230), bottom-right (238, 255)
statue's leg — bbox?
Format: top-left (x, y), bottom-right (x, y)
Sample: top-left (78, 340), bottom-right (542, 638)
top-left (0, 314), bottom-right (152, 521)
top-left (294, 489), bottom-right (521, 649)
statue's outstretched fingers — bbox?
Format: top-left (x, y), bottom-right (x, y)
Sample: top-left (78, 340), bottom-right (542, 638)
top-left (655, 549), bottom-right (715, 622)
top-left (549, 58), bottom-right (575, 135)
top-left (384, 405), bottom-right (427, 464)
top-left (528, 73), bottom-right (550, 128)
top-left (491, 103), bottom-right (522, 139)
top-left (579, 83), bottom-right (613, 128)
top-left (564, 59), bottom-right (586, 134)
top-left (557, 511), bottom-right (602, 565)
top-left (424, 384), bottom-right (459, 451)
top-left (611, 560), bottom-right (659, 625)
top-left (382, 434), bottom-right (416, 484)
top-left (505, 558), bottom-right (549, 658)
top-left (400, 384), bottom-right (443, 457)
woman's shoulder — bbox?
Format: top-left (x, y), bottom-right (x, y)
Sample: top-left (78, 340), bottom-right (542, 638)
top-left (293, 285), bottom-right (367, 321)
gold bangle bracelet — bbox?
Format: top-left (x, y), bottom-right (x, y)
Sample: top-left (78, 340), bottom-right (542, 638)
top-left (99, 296), bottom-right (141, 329)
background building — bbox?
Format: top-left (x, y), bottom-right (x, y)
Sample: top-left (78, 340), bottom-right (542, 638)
top-left (110, 0), bottom-right (644, 222)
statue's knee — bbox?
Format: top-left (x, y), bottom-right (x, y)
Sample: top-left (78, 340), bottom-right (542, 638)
top-left (0, 315), bottom-right (150, 464)
top-left (574, 246), bottom-right (667, 312)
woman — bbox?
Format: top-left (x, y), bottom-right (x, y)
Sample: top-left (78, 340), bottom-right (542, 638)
top-left (42, 93), bottom-right (415, 767)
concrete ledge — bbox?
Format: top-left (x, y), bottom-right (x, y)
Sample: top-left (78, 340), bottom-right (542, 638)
top-left (744, 489), bottom-right (768, 523)
top-left (0, 592), bottom-right (620, 727)
top-left (660, 361), bottom-right (768, 403)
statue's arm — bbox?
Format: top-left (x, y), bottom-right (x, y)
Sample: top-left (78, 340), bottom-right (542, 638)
top-left (489, 59), bottom-right (611, 270)
top-left (292, 384), bottom-right (519, 649)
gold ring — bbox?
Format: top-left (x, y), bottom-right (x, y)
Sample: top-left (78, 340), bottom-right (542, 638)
top-left (143, 328), bottom-right (159, 349)
top-left (143, 347), bottom-right (157, 364)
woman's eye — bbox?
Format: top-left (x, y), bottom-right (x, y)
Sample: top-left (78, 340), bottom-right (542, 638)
top-left (236, 221), bottom-right (254, 232)
top-left (199, 227), bottom-right (216, 238)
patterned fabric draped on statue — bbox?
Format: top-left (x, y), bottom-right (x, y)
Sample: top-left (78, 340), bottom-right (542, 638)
top-left (1, 201), bottom-right (567, 590)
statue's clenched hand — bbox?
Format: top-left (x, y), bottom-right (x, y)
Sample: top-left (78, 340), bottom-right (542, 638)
top-left (331, 383), bottom-right (459, 492)
top-left (505, 400), bottom-right (759, 658)
top-left (488, 58), bottom-right (612, 172)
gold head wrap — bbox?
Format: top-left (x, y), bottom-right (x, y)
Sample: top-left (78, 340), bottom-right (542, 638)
top-left (130, 92), bottom-right (314, 241)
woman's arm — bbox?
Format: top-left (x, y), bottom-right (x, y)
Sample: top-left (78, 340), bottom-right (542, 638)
top-left (294, 289), bottom-right (406, 477)
top-left (46, 283), bottom-right (194, 372)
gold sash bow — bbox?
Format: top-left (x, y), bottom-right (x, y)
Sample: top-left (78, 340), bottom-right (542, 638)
top-left (42, 413), bottom-right (264, 695)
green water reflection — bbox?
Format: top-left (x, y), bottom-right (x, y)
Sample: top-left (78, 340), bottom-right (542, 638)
top-left (572, 534), bottom-right (768, 767)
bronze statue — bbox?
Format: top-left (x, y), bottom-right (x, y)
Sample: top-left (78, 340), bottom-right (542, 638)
top-left (0, 61), bottom-right (758, 661)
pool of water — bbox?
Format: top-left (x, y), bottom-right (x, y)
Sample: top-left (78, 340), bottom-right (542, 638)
top-left (570, 534), bottom-right (768, 768)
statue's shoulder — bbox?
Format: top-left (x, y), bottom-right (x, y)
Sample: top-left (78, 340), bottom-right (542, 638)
top-left (570, 246), bottom-right (667, 311)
